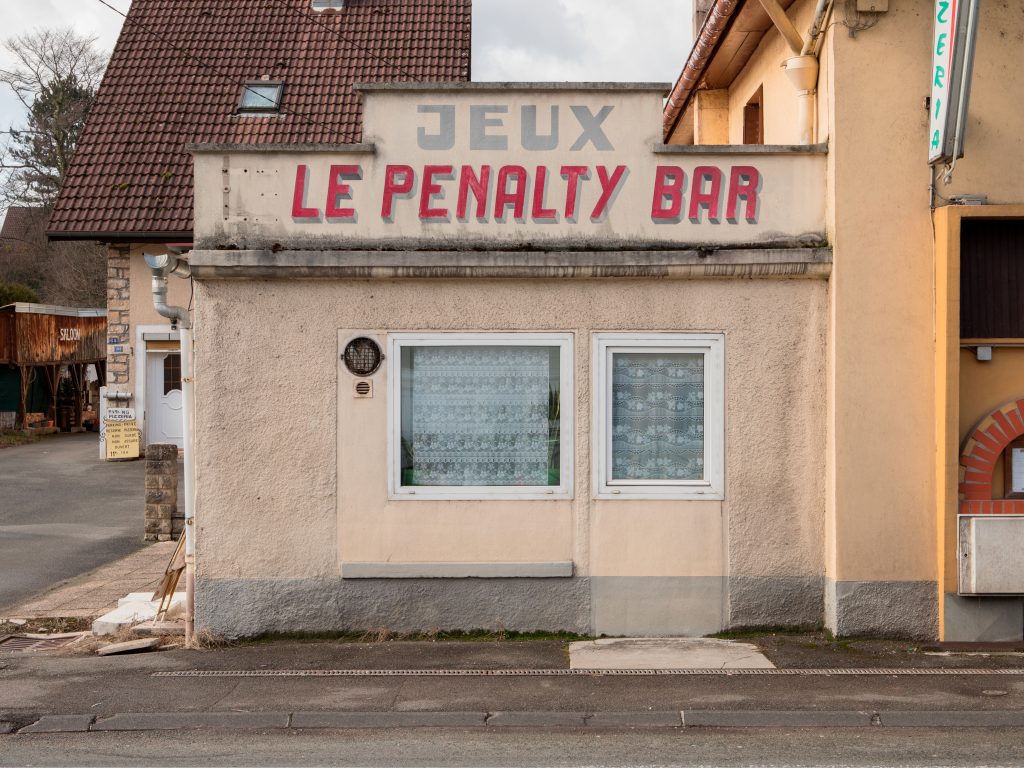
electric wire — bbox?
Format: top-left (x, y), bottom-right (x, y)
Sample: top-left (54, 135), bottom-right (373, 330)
top-left (92, 0), bottom-right (355, 141)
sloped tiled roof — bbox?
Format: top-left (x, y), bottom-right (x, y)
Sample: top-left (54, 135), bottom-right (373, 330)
top-left (1, 207), bottom-right (41, 242)
top-left (49, 0), bottom-right (472, 240)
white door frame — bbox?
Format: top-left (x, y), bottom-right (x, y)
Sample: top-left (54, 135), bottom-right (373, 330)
top-left (135, 323), bottom-right (180, 446)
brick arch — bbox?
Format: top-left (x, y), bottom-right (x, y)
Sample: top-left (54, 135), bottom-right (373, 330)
top-left (959, 398), bottom-right (1024, 514)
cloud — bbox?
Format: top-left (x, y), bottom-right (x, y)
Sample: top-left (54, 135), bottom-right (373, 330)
top-left (473, 0), bottom-right (692, 84)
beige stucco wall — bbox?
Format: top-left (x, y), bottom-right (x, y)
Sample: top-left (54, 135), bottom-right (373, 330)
top-left (826, 0), bottom-right (1024, 598)
top-left (827, 3), bottom-right (937, 585)
top-left (726, 0), bottom-right (832, 146)
top-left (192, 276), bottom-right (826, 629)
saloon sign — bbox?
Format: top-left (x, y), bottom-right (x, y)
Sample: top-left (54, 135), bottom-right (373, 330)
top-left (193, 85), bottom-right (826, 248)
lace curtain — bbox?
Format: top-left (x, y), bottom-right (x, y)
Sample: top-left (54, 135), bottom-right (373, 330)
top-left (611, 352), bottom-right (704, 481)
top-left (401, 345), bottom-right (559, 486)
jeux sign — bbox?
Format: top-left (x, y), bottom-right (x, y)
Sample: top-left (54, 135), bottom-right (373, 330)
top-left (193, 86), bottom-right (826, 248)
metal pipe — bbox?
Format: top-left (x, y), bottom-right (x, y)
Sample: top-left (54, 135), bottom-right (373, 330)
top-left (801, 0), bottom-right (833, 55)
top-left (143, 252), bottom-right (196, 646)
top-left (104, 391), bottom-right (133, 402)
top-left (757, 0), bottom-right (805, 55)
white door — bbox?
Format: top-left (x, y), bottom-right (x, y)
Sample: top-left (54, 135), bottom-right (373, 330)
top-left (146, 349), bottom-right (184, 448)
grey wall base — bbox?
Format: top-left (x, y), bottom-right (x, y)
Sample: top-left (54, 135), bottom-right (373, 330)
top-left (943, 594), bottom-right (1024, 642)
top-left (199, 574), bottom-right (845, 639)
top-left (196, 577), bottom-right (592, 639)
top-left (825, 580), bottom-right (938, 639)
top-left (590, 576), bottom-right (725, 637)
top-left (728, 575), bottom-right (824, 629)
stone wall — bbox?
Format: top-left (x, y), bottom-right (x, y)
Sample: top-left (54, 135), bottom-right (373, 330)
top-left (106, 245), bottom-right (131, 388)
top-left (145, 443), bottom-right (182, 541)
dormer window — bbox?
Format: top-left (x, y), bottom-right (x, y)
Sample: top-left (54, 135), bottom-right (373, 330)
top-left (238, 81), bottom-right (284, 114)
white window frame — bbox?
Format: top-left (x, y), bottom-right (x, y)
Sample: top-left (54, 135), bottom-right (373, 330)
top-left (592, 332), bottom-right (725, 500)
top-left (387, 332), bottom-right (574, 501)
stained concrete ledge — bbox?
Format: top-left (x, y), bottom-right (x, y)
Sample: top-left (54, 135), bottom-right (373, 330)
top-left (340, 561), bottom-right (573, 579)
top-left (188, 247), bottom-right (833, 280)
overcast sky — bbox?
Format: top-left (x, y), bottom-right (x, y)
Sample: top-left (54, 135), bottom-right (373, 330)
top-left (0, 0), bottom-right (692, 172)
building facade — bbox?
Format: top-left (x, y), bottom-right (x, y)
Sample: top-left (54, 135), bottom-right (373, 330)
top-left (48, 0), bottom-right (472, 450)
top-left (663, 0), bottom-right (1024, 641)
top-left (182, 83), bottom-right (828, 637)
top-left (52, 0), bottom-right (1024, 641)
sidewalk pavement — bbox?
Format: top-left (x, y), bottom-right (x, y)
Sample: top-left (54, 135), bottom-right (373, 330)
top-left (4, 546), bottom-right (1024, 737)
top-left (3, 634), bottom-right (1024, 735)
top-left (1, 540), bottom-right (176, 621)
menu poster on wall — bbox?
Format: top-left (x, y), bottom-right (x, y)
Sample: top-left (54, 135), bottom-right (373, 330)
top-left (1012, 448), bottom-right (1024, 495)
top-left (105, 419), bottom-right (140, 460)
top-left (928, 0), bottom-right (981, 164)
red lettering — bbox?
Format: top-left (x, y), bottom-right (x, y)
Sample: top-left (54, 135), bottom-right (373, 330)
top-left (531, 166), bottom-right (557, 221)
top-left (419, 164), bottom-right (453, 221)
top-left (291, 164), bottom-right (320, 220)
top-left (381, 164), bottom-right (415, 220)
top-left (325, 164), bottom-right (360, 222)
top-left (651, 166), bottom-right (685, 221)
top-left (592, 165), bottom-right (628, 222)
top-left (688, 166), bottom-right (723, 223)
top-left (560, 166), bottom-right (589, 222)
top-left (457, 165), bottom-right (490, 221)
top-left (726, 166), bottom-right (760, 223)
top-left (494, 165), bottom-right (528, 221)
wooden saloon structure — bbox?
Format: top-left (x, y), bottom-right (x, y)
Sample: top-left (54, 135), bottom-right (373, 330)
top-left (0, 303), bottom-right (106, 430)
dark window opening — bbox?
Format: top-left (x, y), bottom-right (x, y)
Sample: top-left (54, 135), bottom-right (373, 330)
top-left (743, 87), bottom-right (763, 145)
top-left (163, 353), bottom-right (182, 395)
top-left (960, 219), bottom-right (1024, 339)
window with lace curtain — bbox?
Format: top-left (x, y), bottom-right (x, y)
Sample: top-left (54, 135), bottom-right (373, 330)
top-left (592, 333), bottom-right (724, 499)
top-left (388, 333), bottom-right (573, 499)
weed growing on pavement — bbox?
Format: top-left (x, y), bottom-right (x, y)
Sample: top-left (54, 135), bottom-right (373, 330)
top-left (242, 628), bottom-right (596, 645)
top-left (0, 617), bottom-right (91, 635)
top-left (0, 430), bottom-right (40, 449)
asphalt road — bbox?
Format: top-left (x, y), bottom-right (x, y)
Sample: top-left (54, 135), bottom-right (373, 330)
top-left (5, 727), bottom-right (1024, 767)
top-left (0, 433), bottom-right (146, 612)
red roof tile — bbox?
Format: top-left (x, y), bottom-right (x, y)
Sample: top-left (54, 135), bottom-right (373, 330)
top-left (49, 0), bottom-right (471, 239)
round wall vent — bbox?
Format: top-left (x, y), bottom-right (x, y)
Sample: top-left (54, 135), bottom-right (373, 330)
top-left (354, 380), bottom-right (371, 395)
top-left (343, 337), bottom-right (382, 375)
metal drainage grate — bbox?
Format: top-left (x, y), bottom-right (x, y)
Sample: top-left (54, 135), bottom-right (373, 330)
top-left (152, 667), bottom-right (1024, 678)
top-left (0, 634), bottom-right (85, 652)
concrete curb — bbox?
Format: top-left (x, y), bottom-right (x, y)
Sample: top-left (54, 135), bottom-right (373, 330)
top-left (12, 710), bottom-right (1024, 733)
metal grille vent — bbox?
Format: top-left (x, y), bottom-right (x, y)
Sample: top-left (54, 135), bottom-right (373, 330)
top-left (343, 338), bottom-right (382, 376)
top-left (0, 633), bottom-right (85, 652)
top-left (354, 380), bottom-right (372, 398)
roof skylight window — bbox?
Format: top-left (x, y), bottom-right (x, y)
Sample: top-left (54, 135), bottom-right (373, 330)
top-left (238, 81), bottom-right (284, 113)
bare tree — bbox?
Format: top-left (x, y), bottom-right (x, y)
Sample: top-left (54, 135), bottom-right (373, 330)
top-left (0, 28), bottom-right (107, 208)
top-left (0, 29), bottom-right (108, 308)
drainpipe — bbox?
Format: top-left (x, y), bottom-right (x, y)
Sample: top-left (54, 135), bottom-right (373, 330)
top-left (757, 0), bottom-right (833, 145)
top-left (143, 252), bottom-right (196, 646)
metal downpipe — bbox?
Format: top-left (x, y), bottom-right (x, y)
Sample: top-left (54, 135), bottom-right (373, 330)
top-left (144, 253), bottom-right (196, 646)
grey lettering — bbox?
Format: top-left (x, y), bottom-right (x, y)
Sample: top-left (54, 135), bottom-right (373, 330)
top-left (470, 105), bottom-right (509, 151)
top-left (521, 105), bottom-right (559, 151)
top-left (417, 105), bottom-right (455, 151)
top-left (569, 105), bottom-right (614, 151)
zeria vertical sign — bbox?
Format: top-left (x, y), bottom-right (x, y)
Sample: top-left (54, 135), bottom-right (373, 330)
top-left (928, 0), bottom-right (980, 164)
